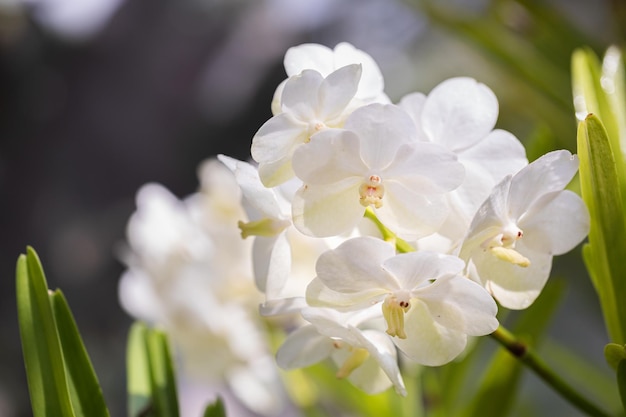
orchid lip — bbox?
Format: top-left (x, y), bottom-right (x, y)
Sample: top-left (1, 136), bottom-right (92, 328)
top-left (359, 174), bottom-right (385, 208)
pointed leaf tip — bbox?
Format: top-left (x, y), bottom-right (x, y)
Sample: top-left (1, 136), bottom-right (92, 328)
top-left (605, 343), bottom-right (626, 371)
top-left (203, 397), bottom-right (227, 417)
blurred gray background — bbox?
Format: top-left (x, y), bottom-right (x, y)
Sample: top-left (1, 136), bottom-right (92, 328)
top-left (0, 0), bottom-right (624, 416)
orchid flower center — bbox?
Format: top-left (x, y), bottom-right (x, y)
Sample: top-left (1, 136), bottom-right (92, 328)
top-left (306, 120), bottom-right (327, 141)
top-left (359, 175), bottom-right (385, 208)
top-left (335, 345), bottom-right (370, 379)
top-left (238, 218), bottom-right (290, 239)
top-left (382, 291), bottom-right (411, 339)
top-left (482, 223), bottom-right (530, 267)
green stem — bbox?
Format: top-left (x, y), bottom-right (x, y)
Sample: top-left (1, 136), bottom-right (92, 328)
top-left (363, 208), bottom-right (415, 253)
top-left (490, 326), bottom-right (612, 417)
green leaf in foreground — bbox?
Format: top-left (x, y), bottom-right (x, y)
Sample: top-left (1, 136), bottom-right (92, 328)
top-left (606, 344), bottom-right (626, 371)
top-left (16, 247), bottom-right (76, 417)
top-left (127, 322), bottom-right (179, 417)
top-left (127, 323), bottom-right (154, 417)
top-left (50, 289), bottom-right (110, 417)
top-left (147, 328), bottom-right (179, 417)
top-left (617, 360), bottom-right (626, 413)
top-left (577, 114), bottom-right (626, 344)
top-left (606, 344), bottom-right (626, 372)
top-left (572, 47), bottom-right (626, 165)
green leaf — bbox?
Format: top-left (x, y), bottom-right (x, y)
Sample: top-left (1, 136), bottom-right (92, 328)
top-left (577, 114), bottom-right (626, 343)
top-left (50, 290), bottom-right (110, 417)
top-left (605, 344), bottom-right (626, 371)
top-left (462, 279), bottom-right (565, 417)
top-left (617, 360), bottom-right (626, 412)
top-left (600, 46), bottom-right (626, 155)
top-left (127, 322), bottom-right (154, 417)
top-left (203, 397), bottom-right (226, 417)
top-left (572, 47), bottom-right (625, 165)
top-left (146, 328), bottom-right (179, 417)
top-left (16, 247), bottom-right (75, 417)
top-left (126, 322), bottom-right (179, 417)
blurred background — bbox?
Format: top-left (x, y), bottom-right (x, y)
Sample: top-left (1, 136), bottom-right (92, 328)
top-left (0, 0), bottom-right (624, 415)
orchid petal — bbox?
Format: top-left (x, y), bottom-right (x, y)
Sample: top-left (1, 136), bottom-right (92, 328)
top-left (257, 158), bottom-right (297, 188)
top-left (508, 150), bottom-right (579, 219)
top-left (378, 180), bottom-right (449, 240)
top-left (384, 142), bottom-right (465, 194)
top-left (520, 190), bottom-right (590, 255)
top-left (344, 103), bottom-right (417, 168)
top-left (398, 91), bottom-right (427, 136)
top-left (470, 242), bottom-right (552, 309)
top-left (306, 277), bottom-right (387, 310)
top-left (416, 275), bottom-right (498, 335)
top-left (318, 64), bottom-right (362, 120)
top-left (315, 236), bottom-right (398, 292)
top-left (334, 42), bottom-right (385, 100)
top-left (393, 302), bottom-right (467, 366)
top-left (260, 297), bottom-right (308, 316)
top-left (292, 179), bottom-right (364, 237)
top-left (276, 325), bottom-right (334, 369)
top-left (421, 77), bottom-right (498, 151)
top-left (252, 233), bottom-right (291, 297)
top-left (339, 329), bottom-right (403, 395)
top-left (459, 129), bottom-right (528, 183)
top-left (381, 251), bottom-right (465, 290)
top-left (281, 70), bottom-right (324, 118)
top-left (284, 43), bottom-right (335, 77)
top-left (251, 112), bottom-right (307, 166)
top-left (292, 129), bottom-right (367, 185)
top-left (355, 329), bottom-right (406, 396)
top-left (217, 155), bottom-right (287, 219)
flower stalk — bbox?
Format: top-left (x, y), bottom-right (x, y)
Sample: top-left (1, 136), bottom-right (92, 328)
top-left (363, 208), bottom-right (415, 253)
top-left (490, 326), bottom-right (611, 417)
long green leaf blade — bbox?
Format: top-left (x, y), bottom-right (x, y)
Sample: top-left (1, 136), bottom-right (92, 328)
top-left (577, 114), bottom-right (626, 343)
top-left (600, 46), bottom-right (626, 156)
top-left (617, 359), bottom-right (626, 413)
top-left (50, 289), bottom-right (110, 417)
top-left (16, 247), bottom-right (75, 417)
top-left (572, 48), bottom-right (624, 167)
top-left (127, 322), bottom-right (153, 417)
top-left (147, 329), bottom-right (180, 417)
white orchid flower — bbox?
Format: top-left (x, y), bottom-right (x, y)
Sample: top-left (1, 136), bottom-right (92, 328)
top-left (251, 64), bottom-right (363, 187)
top-left (218, 154), bottom-right (334, 315)
top-left (272, 42), bottom-right (390, 115)
top-left (306, 237), bottom-right (499, 366)
top-left (277, 307), bottom-right (406, 396)
top-left (291, 103), bottom-right (465, 240)
top-left (399, 77), bottom-right (528, 248)
top-left (459, 150), bottom-right (590, 309)
top-left (119, 169), bottom-right (288, 416)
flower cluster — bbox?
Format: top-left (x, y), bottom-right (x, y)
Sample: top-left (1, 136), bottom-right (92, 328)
top-left (119, 41), bottom-right (591, 407)
top-left (118, 161), bottom-right (288, 416)
top-left (224, 42), bottom-right (590, 395)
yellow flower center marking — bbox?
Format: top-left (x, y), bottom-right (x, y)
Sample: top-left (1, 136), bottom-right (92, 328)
top-left (336, 346), bottom-right (370, 379)
top-left (482, 224), bottom-right (530, 267)
top-left (382, 292), bottom-right (411, 339)
top-left (238, 218), bottom-right (289, 239)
